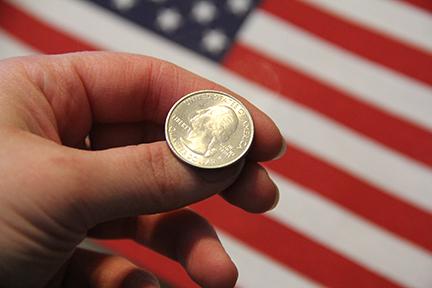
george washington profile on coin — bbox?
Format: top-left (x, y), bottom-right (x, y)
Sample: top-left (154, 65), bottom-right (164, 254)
top-left (165, 90), bottom-right (254, 169)
top-left (180, 105), bottom-right (239, 158)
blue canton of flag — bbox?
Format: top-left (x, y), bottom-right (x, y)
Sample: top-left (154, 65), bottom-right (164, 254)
top-left (87, 0), bottom-right (261, 61)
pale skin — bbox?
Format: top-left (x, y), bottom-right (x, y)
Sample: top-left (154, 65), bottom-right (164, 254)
top-left (0, 52), bottom-right (285, 288)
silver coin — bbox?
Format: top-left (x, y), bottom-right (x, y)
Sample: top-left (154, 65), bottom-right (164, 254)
top-left (165, 90), bottom-right (254, 169)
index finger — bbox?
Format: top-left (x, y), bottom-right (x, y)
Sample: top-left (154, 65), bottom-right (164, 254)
top-left (23, 51), bottom-right (285, 160)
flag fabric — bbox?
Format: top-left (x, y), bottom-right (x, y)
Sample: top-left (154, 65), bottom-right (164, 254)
top-left (1, 0), bottom-right (432, 287)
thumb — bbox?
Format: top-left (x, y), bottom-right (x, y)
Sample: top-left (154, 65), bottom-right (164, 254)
top-left (76, 141), bottom-right (244, 225)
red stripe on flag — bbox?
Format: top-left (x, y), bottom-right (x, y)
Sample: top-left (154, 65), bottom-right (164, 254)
top-left (224, 43), bottom-right (432, 169)
top-left (260, 0), bottom-right (432, 86)
top-left (0, 1), bottom-right (95, 53)
top-left (95, 239), bottom-right (198, 288)
top-left (266, 144), bottom-right (432, 253)
top-left (192, 197), bottom-right (404, 288)
top-left (402, 0), bottom-right (432, 13)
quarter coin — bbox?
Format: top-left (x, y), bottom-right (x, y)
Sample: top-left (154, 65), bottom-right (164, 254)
top-left (165, 90), bottom-right (254, 169)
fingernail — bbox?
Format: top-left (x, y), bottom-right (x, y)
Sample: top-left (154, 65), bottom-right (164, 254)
top-left (273, 140), bottom-right (287, 160)
top-left (270, 184), bottom-right (280, 210)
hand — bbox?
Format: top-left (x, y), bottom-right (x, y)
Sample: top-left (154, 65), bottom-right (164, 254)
top-left (0, 52), bottom-right (284, 288)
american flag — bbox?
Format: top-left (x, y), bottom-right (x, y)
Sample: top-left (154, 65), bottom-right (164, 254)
top-left (1, 0), bottom-right (432, 287)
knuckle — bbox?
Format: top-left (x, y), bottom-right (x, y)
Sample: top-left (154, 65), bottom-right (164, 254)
top-left (126, 144), bottom-right (179, 211)
top-left (145, 144), bottom-right (178, 209)
top-left (47, 149), bottom-right (88, 185)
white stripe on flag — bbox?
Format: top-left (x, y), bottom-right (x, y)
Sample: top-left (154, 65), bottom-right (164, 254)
top-left (219, 231), bottom-right (320, 288)
top-left (269, 172), bottom-right (432, 288)
top-left (239, 10), bottom-right (432, 131)
top-left (0, 28), bottom-right (35, 59)
top-left (78, 238), bottom-right (112, 254)
top-left (9, 0), bottom-right (432, 213)
top-left (304, 0), bottom-right (432, 52)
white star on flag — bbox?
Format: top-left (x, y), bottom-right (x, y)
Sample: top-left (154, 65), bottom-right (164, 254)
top-left (202, 29), bottom-right (228, 54)
top-left (156, 8), bottom-right (182, 33)
top-left (191, 1), bottom-right (217, 24)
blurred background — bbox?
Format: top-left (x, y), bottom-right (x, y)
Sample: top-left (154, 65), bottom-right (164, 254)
top-left (1, 0), bottom-right (432, 287)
